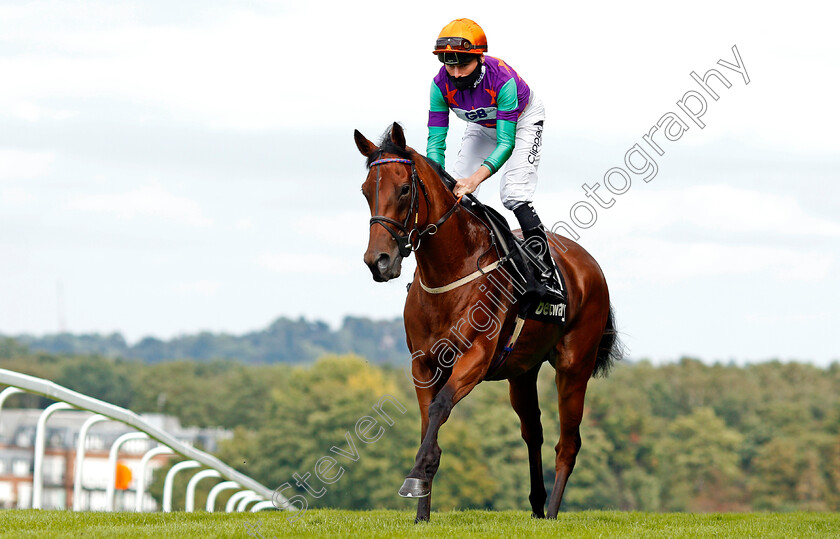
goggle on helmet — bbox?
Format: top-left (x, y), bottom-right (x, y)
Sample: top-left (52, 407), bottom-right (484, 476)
top-left (433, 18), bottom-right (487, 65)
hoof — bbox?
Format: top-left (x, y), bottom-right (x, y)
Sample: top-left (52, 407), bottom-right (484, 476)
top-left (399, 477), bottom-right (430, 498)
top-left (531, 511), bottom-right (546, 519)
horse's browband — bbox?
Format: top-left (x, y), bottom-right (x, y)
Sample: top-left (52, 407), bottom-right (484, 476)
top-left (370, 158), bottom-right (414, 166)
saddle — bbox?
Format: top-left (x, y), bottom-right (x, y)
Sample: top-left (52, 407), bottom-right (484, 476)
top-left (468, 199), bottom-right (568, 326)
top-left (429, 160), bottom-right (568, 327)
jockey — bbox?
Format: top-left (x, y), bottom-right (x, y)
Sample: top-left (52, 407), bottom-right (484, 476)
top-left (427, 18), bottom-right (563, 297)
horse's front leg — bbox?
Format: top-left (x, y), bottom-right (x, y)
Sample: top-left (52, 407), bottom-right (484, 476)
top-left (400, 347), bottom-right (491, 521)
top-left (404, 360), bottom-right (440, 523)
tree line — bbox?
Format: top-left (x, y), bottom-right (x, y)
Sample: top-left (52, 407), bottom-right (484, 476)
top-left (2, 316), bottom-right (408, 365)
top-left (1, 343), bottom-right (838, 512)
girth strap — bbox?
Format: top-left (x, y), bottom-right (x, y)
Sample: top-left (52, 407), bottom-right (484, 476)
top-left (485, 315), bottom-right (526, 380)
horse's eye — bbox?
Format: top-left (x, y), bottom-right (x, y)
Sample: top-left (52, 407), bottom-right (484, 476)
top-left (400, 184), bottom-right (411, 197)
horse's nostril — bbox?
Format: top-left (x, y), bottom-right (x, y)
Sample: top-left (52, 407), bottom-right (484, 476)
top-left (377, 253), bottom-right (391, 273)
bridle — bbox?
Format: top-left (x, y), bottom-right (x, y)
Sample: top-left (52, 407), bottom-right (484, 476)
top-left (367, 152), bottom-right (514, 294)
top-left (367, 155), bottom-right (461, 258)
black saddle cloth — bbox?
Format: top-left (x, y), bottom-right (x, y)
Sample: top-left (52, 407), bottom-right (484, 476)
top-left (428, 159), bottom-right (567, 326)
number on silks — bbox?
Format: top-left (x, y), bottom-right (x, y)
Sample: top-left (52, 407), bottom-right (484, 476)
top-left (465, 109), bottom-right (488, 121)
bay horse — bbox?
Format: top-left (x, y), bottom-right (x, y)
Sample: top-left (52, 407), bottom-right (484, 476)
top-left (355, 122), bottom-right (620, 521)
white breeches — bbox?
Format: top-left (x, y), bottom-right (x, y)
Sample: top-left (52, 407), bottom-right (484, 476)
top-left (452, 92), bottom-right (546, 210)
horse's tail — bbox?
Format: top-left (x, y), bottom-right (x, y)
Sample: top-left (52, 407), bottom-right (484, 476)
top-left (592, 304), bottom-right (623, 378)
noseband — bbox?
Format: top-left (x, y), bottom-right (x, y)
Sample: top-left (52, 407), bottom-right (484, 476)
top-left (368, 156), bottom-right (461, 258)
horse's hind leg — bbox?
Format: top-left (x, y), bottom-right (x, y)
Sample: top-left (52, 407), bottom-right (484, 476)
top-left (509, 364), bottom-right (547, 518)
top-left (546, 341), bottom-right (599, 519)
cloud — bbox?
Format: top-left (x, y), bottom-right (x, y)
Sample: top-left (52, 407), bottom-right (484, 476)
top-left (294, 211), bottom-right (370, 247)
top-left (0, 5), bottom-right (351, 131)
top-left (0, 187), bottom-right (34, 206)
top-left (539, 183), bottom-right (839, 286)
top-left (2, 102), bottom-right (78, 122)
top-left (67, 183), bottom-right (212, 227)
top-left (0, 149), bottom-right (55, 181)
top-left (647, 185), bottom-right (840, 238)
top-left (1, 1), bottom-right (838, 150)
top-left (543, 183), bottom-right (840, 242)
top-left (235, 218), bottom-right (254, 230)
top-left (256, 252), bottom-right (355, 275)
top-left (174, 279), bottom-right (220, 296)
top-left (607, 238), bottom-right (833, 285)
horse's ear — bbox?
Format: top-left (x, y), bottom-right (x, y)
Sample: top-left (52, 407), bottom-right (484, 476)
top-left (390, 122), bottom-right (406, 149)
top-left (354, 129), bottom-right (378, 157)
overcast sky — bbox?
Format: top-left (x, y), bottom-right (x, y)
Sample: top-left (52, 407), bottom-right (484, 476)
top-left (1, 1), bottom-right (838, 365)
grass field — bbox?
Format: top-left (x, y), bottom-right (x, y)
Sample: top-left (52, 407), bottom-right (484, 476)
top-left (2, 509), bottom-right (838, 538)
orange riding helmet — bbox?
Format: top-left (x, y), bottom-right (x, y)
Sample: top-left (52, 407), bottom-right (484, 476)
top-left (433, 18), bottom-right (487, 64)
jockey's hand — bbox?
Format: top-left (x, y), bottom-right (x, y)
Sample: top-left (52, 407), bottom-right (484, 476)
top-left (453, 167), bottom-right (491, 198)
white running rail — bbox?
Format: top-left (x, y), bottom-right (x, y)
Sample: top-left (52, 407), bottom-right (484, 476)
top-left (0, 368), bottom-right (286, 511)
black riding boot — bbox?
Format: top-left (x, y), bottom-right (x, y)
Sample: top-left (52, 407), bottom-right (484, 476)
top-left (513, 203), bottom-right (564, 298)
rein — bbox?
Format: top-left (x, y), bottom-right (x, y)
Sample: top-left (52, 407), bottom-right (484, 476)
top-left (368, 156), bottom-right (461, 258)
top-left (367, 150), bottom-right (522, 378)
top-left (368, 153), bottom-right (508, 294)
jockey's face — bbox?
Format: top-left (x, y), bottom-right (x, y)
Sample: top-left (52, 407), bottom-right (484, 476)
top-left (445, 56), bottom-right (480, 78)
